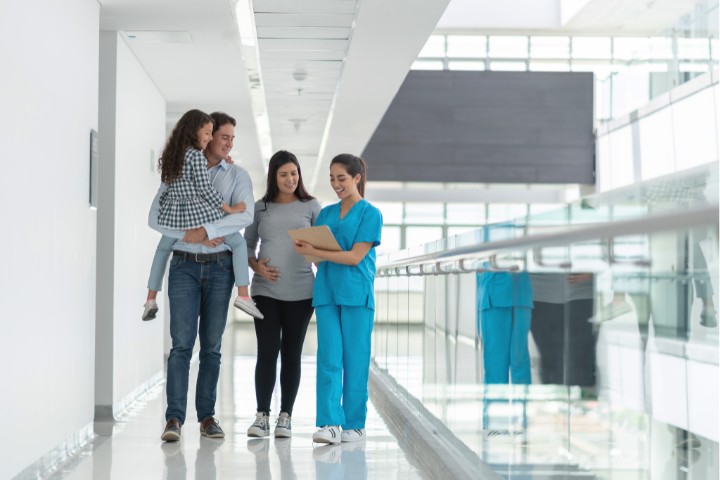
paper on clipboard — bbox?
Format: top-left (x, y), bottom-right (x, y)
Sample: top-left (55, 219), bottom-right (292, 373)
top-left (288, 225), bottom-right (342, 263)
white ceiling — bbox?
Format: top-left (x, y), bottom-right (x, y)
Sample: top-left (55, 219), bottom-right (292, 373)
top-left (99, 0), bottom-right (704, 202)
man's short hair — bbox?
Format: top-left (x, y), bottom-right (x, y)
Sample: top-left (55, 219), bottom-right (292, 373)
top-left (210, 112), bottom-right (236, 133)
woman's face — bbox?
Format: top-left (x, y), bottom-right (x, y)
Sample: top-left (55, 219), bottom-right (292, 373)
top-left (329, 163), bottom-right (360, 200)
top-left (196, 122), bottom-right (213, 150)
top-left (276, 161), bottom-right (299, 196)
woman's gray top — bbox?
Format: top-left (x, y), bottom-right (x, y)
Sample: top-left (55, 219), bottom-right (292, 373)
top-left (245, 198), bottom-right (321, 301)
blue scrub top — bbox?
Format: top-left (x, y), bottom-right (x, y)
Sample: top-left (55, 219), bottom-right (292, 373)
top-left (313, 199), bottom-right (383, 309)
top-left (476, 271), bottom-right (533, 310)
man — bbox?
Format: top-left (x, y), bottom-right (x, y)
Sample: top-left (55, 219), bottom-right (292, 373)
top-left (149, 112), bottom-right (254, 441)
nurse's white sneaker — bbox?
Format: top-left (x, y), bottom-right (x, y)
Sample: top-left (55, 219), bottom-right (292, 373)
top-left (312, 425), bottom-right (341, 444)
top-left (341, 428), bottom-right (365, 442)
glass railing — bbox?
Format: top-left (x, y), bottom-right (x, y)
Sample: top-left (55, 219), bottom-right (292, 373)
top-left (372, 163), bottom-right (719, 479)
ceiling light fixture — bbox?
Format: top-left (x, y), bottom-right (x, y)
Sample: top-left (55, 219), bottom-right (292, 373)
top-left (235, 0), bottom-right (257, 46)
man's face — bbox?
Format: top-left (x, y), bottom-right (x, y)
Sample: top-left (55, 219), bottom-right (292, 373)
top-left (205, 123), bottom-right (235, 162)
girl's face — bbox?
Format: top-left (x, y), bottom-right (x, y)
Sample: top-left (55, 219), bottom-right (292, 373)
top-left (196, 122), bottom-right (214, 150)
top-left (276, 162), bottom-right (299, 196)
top-left (329, 163), bottom-right (360, 200)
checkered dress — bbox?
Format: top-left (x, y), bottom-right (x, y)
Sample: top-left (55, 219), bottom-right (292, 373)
top-left (157, 148), bottom-right (225, 229)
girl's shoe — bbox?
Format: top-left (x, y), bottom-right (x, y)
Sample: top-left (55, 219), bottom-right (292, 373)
top-left (142, 300), bottom-right (158, 321)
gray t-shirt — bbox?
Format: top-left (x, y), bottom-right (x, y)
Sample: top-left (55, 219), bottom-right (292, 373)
top-left (245, 198), bottom-right (321, 301)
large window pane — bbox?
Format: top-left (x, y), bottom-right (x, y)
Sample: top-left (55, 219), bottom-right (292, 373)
top-left (530, 36), bottom-right (570, 59)
top-left (404, 203), bottom-right (444, 225)
top-left (677, 37), bottom-right (710, 60)
top-left (447, 35), bottom-right (486, 58)
top-left (489, 36), bottom-right (528, 58)
top-left (614, 37), bottom-right (651, 60)
top-left (404, 226), bottom-right (443, 248)
top-left (374, 202), bottom-right (403, 224)
top-left (487, 204), bottom-right (528, 224)
top-left (411, 60), bottom-right (444, 70)
top-left (448, 60), bottom-right (486, 71)
top-left (529, 61), bottom-right (570, 72)
top-left (446, 203), bottom-right (485, 225)
top-left (572, 37), bottom-right (611, 59)
top-left (489, 61), bottom-right (527, 71)
top-left (377, 226), bottom-right (401, 255)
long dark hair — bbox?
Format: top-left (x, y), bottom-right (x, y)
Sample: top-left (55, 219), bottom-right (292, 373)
top-left (259, 150), bottom-right (314, 210)
top-left (158, 109), bottom-right (213, 184)
top-left (330, 153), bottom-right (367, 197)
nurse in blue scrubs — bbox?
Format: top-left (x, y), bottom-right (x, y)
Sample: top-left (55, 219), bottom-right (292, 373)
top-left (292, 154), bottom-right (382, 445)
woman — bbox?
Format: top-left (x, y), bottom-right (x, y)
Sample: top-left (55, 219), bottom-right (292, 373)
top-left (244, 150), bottom-right (321, 438)
top-left (293, 153), bottom-right (383, 444)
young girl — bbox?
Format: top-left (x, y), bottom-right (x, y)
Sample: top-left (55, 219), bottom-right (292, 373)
top-left (292, 154), bottom-right (383, 444)
top-left (143, 109), bottom-right (263, 321)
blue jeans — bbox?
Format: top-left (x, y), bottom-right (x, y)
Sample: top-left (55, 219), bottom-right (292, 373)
top-left (165, 253), bottom-right (234, 424)
top-left (480, 306), bottom-right (532, 384)
top-left (147, 232), bottom-right (249, 291)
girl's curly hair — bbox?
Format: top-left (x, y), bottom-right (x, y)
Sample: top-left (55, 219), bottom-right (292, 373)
top-left (158, 109), bottom-right (214, 184)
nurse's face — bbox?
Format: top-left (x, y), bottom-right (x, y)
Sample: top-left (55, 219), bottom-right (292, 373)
top-left (330, 163), bottom-right (360, 200)
top-left (276, 162), bottom-right (299, 196)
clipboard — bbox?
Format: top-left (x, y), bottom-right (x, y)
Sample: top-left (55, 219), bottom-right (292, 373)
top-left (288, 225), bottom-right (342, 263)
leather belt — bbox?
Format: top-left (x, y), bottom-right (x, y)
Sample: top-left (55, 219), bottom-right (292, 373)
top-left (172, 250), bottom-right (232, 263)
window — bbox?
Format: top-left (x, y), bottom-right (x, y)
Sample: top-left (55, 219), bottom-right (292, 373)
top-left (572, 37), bottom-right (611, 59)
top-left (530, 36), bottom-right (570, 59)
top-left (447, 35), bottom-right (487, 58)
top-left (489, 36), bottom-right (528, 58)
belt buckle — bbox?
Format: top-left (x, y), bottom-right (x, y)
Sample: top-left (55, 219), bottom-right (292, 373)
top-left (194, 253), bottom-right (205, 263)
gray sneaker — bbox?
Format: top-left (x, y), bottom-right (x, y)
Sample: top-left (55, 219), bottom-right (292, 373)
top-left (247, 412), bottom-right (270, 437)
top-left (234, 297), bottom-right (264, 319)
top-left (200, 417), bottom-right (225, 438)
top-left (274, 412), bottom-right (292, 438)
top-left (161, 418), bottom-right (181, 442)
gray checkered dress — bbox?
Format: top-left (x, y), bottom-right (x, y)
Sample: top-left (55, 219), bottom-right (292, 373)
top-left (157, 148), bottom-right (225, 229)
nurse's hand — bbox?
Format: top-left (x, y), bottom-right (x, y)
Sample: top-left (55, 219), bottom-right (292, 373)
top-left (293, 240), bottom-right (315, 257)
top-left (251, 257), bottom-right (281, 282)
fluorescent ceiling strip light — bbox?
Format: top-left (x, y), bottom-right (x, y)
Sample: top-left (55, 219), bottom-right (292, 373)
top-left (235, 0), bottom-right (272, 165)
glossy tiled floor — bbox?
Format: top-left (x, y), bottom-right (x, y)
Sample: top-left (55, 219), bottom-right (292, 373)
top-left (46, 322), bottom-right (425, 480)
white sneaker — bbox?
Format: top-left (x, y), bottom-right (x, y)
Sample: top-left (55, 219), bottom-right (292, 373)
top-left (234, 297), bottom-right (264, 319)
top-left (274, 412), bottom-right (292, 438)
top-left (312, 425), bottom-right (341, 444)
top-left (341, 428), bottom-right (365, 443)
top-left (142, 300), bottom-right (158, 321)
top-left (247, 412), bottom-right (270, 437)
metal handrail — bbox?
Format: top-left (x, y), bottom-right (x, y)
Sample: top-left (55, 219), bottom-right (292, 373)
top-left (376, 204), bottom-right (718, 274)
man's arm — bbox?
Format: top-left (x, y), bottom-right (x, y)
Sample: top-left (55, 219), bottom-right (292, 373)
top-left (204, 167), bottom-right (254, 240)
top-left (148, 183), bottom-right (184, 239)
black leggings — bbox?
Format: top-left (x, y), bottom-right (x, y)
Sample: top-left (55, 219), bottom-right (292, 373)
top-left (252, 296), bottom-right (314, 415)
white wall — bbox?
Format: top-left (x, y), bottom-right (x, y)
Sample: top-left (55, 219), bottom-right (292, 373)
top-left (97, 32), bottom-right (166, 412)
top-left (0, 0), bottom-right (99, 477)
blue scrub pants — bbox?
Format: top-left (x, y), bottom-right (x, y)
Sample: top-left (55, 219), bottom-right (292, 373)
top-left (480, 307), bottom-right (532, 384)
top-left (315, 305), bottom-right (374, 429)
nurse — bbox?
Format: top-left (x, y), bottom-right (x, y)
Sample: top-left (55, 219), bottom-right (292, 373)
top-left (292, 153), bottom-right (383, 445)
